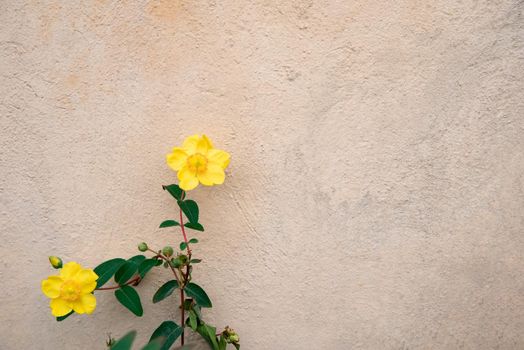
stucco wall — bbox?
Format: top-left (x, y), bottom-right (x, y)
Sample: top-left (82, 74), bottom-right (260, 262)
top-left (1, 0), bottom-right (524, 349)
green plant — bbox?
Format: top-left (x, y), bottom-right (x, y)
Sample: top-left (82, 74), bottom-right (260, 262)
top-left (41, 135), bottom-right (240, 349)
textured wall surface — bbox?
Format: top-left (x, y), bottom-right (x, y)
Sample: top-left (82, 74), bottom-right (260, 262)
top-left (1, 0), bottom-right (523, 349)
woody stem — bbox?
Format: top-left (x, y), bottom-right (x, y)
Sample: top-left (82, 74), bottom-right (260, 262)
top-left (179, 208), bottom-right (191, 255)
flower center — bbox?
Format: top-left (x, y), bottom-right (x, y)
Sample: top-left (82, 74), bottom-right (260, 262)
top-left (187, 153), bottom-right (208, 172)
top-left (60, 280), bottom-right (81, 301)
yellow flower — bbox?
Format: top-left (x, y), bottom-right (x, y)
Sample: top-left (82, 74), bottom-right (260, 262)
top-left (41, 262), bottom-right (98, 317)
top-left (166, 134), bottom-right (230, 191)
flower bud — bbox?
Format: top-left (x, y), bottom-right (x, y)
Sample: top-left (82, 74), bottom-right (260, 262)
top-left (229, 334), bottom-right (240, 343)
top-left (170, 257), bottom-right (182, 268)
top-left (178, 254), bottom-right (188, 265)
top-left (138, 242), bottom-right (148, 252)
top-left (162, 246), bottom-right (174, 257)
top-left (48, 256), bottom-right (63, 269)
top-left (223, 326), bottom-right (239, 344)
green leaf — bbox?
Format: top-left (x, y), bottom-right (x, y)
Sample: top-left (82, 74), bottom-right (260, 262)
top-left (163, 184), bottom-right (184, 200)
top-left (141, 340), bottom-right (162, 350)
top-left (233, 344), bottom-right (240, 350)
top-left (184, 222), bottom-right (204, 232)
top-left (180, 242), bottom-right (187, 251)
top-left (188, 238), bottom-right (198, 244)
top-left (129, 255), bottom-right (147, 264)
top-left (56, 310), bottom-right (73, 322)
top-left (218, 335), bottom-right (227, 350)
top-left (159, 220), bottom-right (180, 228)
top-left (196, 325), bottom-right (212, 349)
top-left (192, 304), bottom-right (202, 319)
top-left (150, 321), bottom-right (183, 350)
top-left (115, 285), bottom-right (143, 316)
top-left (185, 282), bottom-right (212, 308)
top-left (139, 259), bottom-right (158, 278)
top-left (190, 259), bottom-right (202, 264)
top-left (115, 261), bottom-right (138, 285)
top-left (197, 324), bottom-right (219, 350)
top-left (177, 199), bottom-right (199, 223)
top-left (189, 310), bottom-right (197, 331)
top-left (111, 331), bottom-right (136, 350)
top-left (206, 325), bottom-right (219, 350)
top-left (115, 255), bottom-right (144, 285)
top-left (94, 258), bottom-right (126, 288)
top-left (153, 280), bottom-right (179, 304)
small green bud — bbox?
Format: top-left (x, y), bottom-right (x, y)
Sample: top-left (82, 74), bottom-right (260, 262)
top-left (170, 257), bottom-right (182, 268)
top-left (162, 246), bottom-right (174, 257)
top-left (138, 242), bottom-right (148, 252)
top-left (163, 261), bottom-right (169, 268)
top-left (48, 256), bottom-right (63, 269)
top-left (229, 334), bottom-right (239, 343)
top-left (178, 254), bottom-right (188, 264)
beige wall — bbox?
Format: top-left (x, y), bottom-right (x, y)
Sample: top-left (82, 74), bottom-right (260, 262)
top-left (1, 0), bottom-right (524, 349)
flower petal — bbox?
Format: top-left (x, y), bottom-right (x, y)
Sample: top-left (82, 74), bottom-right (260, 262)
top-left (166, 148), bottom-right (188, 171)
top-left (197, 170), bottom-right (214, 186)
top-left (178, 166), bottom-right (199, 190)
top-left (196, 135), bottom-right (213, 154)
top-left (74, 269), bottom-right (98, 284)
top-left (72, 293), bottom-right (96, 314)
top-left (50, 298), bottom-right (73, 317)
top-left (81, 281), bottom-right (97, 294)
top-left (80, 293), bottom-right (97, 314)
top-left (73, 270), bottom-right (98, 293)
top-left (177, 165), bottom-right (195, 181)
top-left (198, 163), bottom-right (225, 185)
top-left (207, 149), bottom-right (230, 169)
top-left (179, 176), bottom-right (199, 191)
top-left (182, 135), bottom-right (201, 155)
top-left (60, 262), bottom-right (82, 279)
top-left (72, 299), bottom-right (86, 314)
top-left (42, 276), bottom-right (63, 299)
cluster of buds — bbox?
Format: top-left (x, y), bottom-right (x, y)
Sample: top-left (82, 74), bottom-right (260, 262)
top-left (169, 253), bottom-right (188, 268)
top-left (222, 326), bottom-right (239, 344)
top-left (150, 245), bottom-right (189, 270)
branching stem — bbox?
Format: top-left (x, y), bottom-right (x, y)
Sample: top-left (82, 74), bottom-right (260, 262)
top-left (147, 248), bottom-right (182, 286)
top-left (177, 191), bottom-right (194, 346)
top-left (179, 208), bottom-right (191, 255)
top-left (180, 288), bottom-right (185, 345)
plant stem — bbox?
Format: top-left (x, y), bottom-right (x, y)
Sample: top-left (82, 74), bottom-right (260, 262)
top-left (180, 288), bottom-right (185, 345)
top-left (179, 208), bottom-right (189, 345)
top-left (178, 207), bottom-right (192, 282)
top-left (178, 191), bottom-right (193, 346)
top-left (147, 248), bottom-right (182, 286)
top-left (179, 208), bottom-right (191, 255)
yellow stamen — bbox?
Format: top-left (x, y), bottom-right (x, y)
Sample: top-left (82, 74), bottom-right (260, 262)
top-left (60, 280), bottom-right (81, 301)
top-left (187, 153), bottom-right (208, 172)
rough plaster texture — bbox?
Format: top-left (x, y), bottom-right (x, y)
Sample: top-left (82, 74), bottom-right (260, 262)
top-left (1, 0), bottom-right (524, 349)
